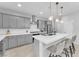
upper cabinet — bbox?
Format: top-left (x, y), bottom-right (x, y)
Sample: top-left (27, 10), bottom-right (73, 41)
top-left (0, 14), bottom-right (2, 28)
top-left (8, 15), bottom-right (17, 28)
top-left (24, 17), bottom-right (31, 29)
top-left (3, 14), bottom-right (10, 28)
top-left (16, 17), bottom-right (25, 29)
top-left (3, 14), bottom-right (17, 28)
top-left (1, 13), bottom-right (31, 29)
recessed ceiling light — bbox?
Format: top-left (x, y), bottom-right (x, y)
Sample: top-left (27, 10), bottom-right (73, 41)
top-left (17, 3), bottom-right (22, 7)
top-left (40, 12), bottom-right (43, 14)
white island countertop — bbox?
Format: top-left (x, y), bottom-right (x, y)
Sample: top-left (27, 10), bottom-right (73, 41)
top-left (33, 33), bottom-right (71, 45)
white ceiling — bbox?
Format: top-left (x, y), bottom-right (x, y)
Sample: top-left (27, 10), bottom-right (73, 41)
top-left (0, 2), bottom-right (79, 18)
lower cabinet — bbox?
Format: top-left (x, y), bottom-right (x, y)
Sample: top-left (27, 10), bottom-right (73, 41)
top-left (3, 37), bottom-right (9, 50)
top-left (24, 34), bottom-right (32, 44)
top-left (8, 36), bottom-right (18, 49)
top-left (17, 34), bottom-right (32, 46)
top-left (3, 34), bottom-right (32, 50)
top-left (17, 35), bottom-right (25, 46)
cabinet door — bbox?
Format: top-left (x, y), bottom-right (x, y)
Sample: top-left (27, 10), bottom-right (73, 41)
top-left (0, 14), bottom-right (2, 28)
top-left (8, 36), bottom-right (17, 49)
top-left (9, 15), bottom-right (17, 28)
top-left (3, 15), bottom-right (17, 28)
top-left (24, 34), bottom-right (32, 44)
top-left (16, 17), bottom-right (25, 29)
top-left (3, 37), bottom-right (9, 50)
top-left (3, 15), bottom-right (9, 28)
top-left (17, 35), bottom-right (25, 46)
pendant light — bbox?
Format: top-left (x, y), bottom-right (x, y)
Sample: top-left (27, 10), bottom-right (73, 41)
top-left (55, 2), bottom-right (64, 24)
top-left (48, 1), bottom-right (53, 21)
top-left (60, 6), bottom-right (64, 23)
top-left (55, 2), bottom-right (59, 22)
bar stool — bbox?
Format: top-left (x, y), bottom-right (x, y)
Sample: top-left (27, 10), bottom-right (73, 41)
top-left (64, 38), bottom-right (72, 57)
top-left (64, 34), bottom-right (76, 57)
top-left (47, 39), bottom-right (66, 57)
top-left (47, 45), bottom-right (57, 57)
top-left (71, 35), bottom-right (76, 54)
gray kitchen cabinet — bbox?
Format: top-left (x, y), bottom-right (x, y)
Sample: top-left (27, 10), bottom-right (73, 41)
top-left (0, 14), bottom-right (2, 28)
top-left (3, 34), bottom-right (32, 50)
top-left (8, 36), bottom-right (17, 49)
top-left (17, 34), bottom-right (32, 46)
top-left (3, 15), bottom-right (17, 28)
top-left (2, 14), bottom-right (31, 29)
top-left (3, 37), bottom-right (9, 50)
top-left (9, 15), bottom-right (17, 28)
top-left (24, 34), bottom-right (32, 44)
top-left (22, 34), bottom-right (32, 45)
top-left (16, 17), bottom-right (25, 29)
top-left (17, 35), bottom-right (25, 46)
top-left (3, 15), bottom-right (9, 28)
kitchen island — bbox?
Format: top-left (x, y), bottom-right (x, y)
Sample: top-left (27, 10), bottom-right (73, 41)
top-left (33, 33), bottom-right (72, 57)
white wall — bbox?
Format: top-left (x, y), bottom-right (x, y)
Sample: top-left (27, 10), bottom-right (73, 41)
top-left (56, 12), bottom-right (79, 44)
top-left (56, 16), bottom-right (74, 34)
top-left (68, 13), bottom-right (79, 44)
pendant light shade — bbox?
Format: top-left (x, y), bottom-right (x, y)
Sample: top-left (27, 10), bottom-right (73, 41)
top-left (56, 18), bottom-right (59, 22)
top-left (48, 16), bottom-right (53, 21)
top-left (60, 6), bottom-right (64, 23)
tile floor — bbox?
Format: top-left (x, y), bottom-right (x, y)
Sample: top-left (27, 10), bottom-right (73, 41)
top-left (2, 43), bottom-right (79, 57)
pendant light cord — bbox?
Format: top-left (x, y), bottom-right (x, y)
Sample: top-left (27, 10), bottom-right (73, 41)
top-left (50, 1), bottom-right (52, 16)
top-left (60, 6), bottom-right (63, 16)
top-left (56, 2), bottom-right (59, 18)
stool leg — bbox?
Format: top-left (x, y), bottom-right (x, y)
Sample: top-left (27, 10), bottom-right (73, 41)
top-left (72, 43), bottom-right (75, 54)
top-left (69, 46), bottom-right (73, 57)
top-left (64, 48), bottom-right (69, 57)
top-left (49, 53), bottom-right (52, 57)
top-left (52, 55), bottom-right (54, 57)
top-left (63, 48), bottom-right (67, 57)
top-left (66, 49), bottom-right (69, 57)
top-left (58, 55), bottom-right (61, 57)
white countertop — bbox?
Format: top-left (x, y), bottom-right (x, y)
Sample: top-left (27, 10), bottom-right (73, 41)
top-left (0, 33), bottom-right (31, 41)
top-left (0, 35), bottom-right (6, 41)
top-left (0, 29), bottom-right (33, 41)
top-left (33, 33), bottom-right (71, 45)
